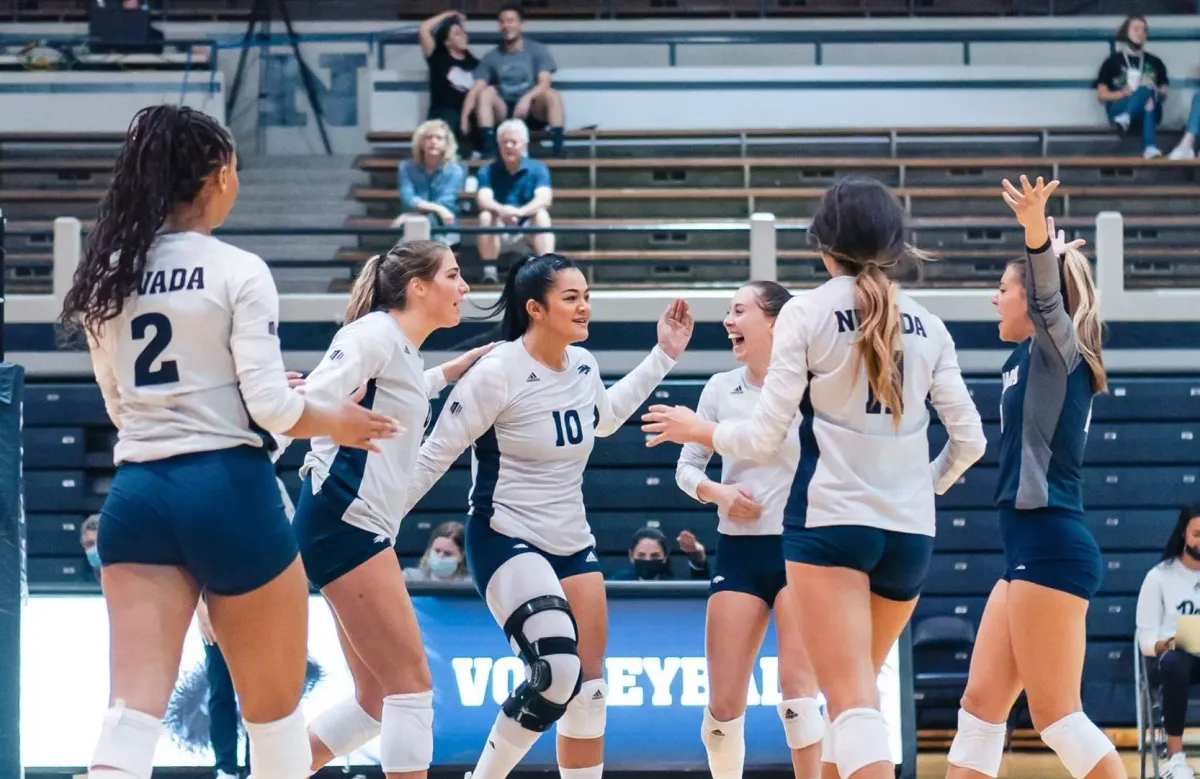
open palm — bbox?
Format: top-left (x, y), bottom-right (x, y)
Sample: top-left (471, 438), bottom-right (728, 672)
top-left (657, 298), bottom-right (694, 360)
top-left (1002, 175), bottom-right (1060, 231)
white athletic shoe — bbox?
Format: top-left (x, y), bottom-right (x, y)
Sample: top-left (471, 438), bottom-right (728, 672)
top-left (1144, 146), bottom-right (1164, 159)
top-left (1163, 752), bottom-right (1196, 779)
top-left (215, 771), bottom-right (240, 779)
top-left (1113, 113), bottom-right (1132, 132)
top-left (1169, 142), bottom-right (1197, 160)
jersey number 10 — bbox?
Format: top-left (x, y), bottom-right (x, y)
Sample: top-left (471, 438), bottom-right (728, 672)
top-left (552, 409), bottom-right (584, 447)
top-left (131, 312), bottom-right (180, 387)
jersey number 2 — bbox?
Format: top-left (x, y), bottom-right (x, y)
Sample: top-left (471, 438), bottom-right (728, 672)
top-left (131, 313), bottom-right (180, 387)
top-left (552, 410), bottom-right (584, 446)
top-left (865, 357), bottom-right (905, 415)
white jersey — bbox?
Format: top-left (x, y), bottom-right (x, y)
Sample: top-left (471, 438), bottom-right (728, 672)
top-left (89, 232), bottom-right (305, 465)
top-left (676, 367), bottom-right (798, 536)
top-left (1136, 558), bottom-right (1200, 656)
top-left (299, 312), bottom-right (448, 540)
top-left (712, 276), bottom-right (986, 536)
top-left (405, 339), bottom-right (677, 556)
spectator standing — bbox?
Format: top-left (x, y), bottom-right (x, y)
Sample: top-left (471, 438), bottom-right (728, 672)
top-left (1094, 15), bottom-right (1169, 158)
top-left (610, 527), bottom-right (710, 581)
top-left (420, 11), bottom-right (479, 152)
top-left (475, 119), bottom-right (553, 283)
top-left (1136, 505), bottom-right (1200, 779)
top-left (80, 514), bottom-right (101, 581)
top-left (1168, 91), bottom-right (1200, 160)
top-left (402, 521), bottom-right (470, 583)
top-left (394, 119), bottom-right (467, 247)
top-left (463, 3), bottom-right (566, 157)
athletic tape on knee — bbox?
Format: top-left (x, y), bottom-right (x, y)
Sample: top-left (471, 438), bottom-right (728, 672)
top-left (777, 697), bottom-right (825, 750)
top-left (309, 696), bottom-right (381, 757)
top-left (558, 678), bottom-right (607, 739)
top-left (831, 708), bottom-right (892, 779)
top-left (946, 708), bottom-right (1006, 778)
top-left (245, 706), bottom-right (312, 779)
top-left (701, 707), bottom-right (746, 778)
top-left (381, 690), bottom-right (434, 773)
top-left (89, 703), bottom-right (163, 779)
top-left (1039, 712), bottom-right (1114, 779)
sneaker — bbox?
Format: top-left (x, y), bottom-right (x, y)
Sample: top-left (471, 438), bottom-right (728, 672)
top-left (1169, 142), bottom-right (1196, 160)
top-left (215, 771), bottom-right (240, 779)
top-left (1144, 146), bottom-right (1164, 159)
top-left (1163, 753), bottom-right (1196, 779)
top-left (1113, 113), bottom-right (1132, 132)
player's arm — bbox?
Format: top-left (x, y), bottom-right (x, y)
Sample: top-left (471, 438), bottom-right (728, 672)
top-left (675, 378), bottom-right (718, 501)
top-left (87, 329), bottom-right (122, 429)
top-left (592, 346), bottom-right (676, 438)
top-left (928, 325), bottom-right (987, 494)
top-left (403, 357), bottom-right (508, 516)
top-left (425, 341), bottom-right (502, 399)
top-left (301, 321), bottom-right (391, 405)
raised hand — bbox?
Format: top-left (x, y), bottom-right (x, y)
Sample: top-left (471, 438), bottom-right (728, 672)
top-left (1047, 216), bottom-right (1086, 257)
top-left (656, 298), bottom-right (694, 360)
top-left (1002, 175), bottom-right (1058, 248)
top-left (440, 341), bottom-right (501, 383)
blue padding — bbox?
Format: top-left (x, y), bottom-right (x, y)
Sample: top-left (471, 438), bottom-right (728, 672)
top-left (22, 384), bottom-right (107, 426)
top-left (24, 470), bottom-right (86, 513)
top-left (1087, 596), bottom-right (1137, 638)
top-left (913, 596), bottom-right (989, 629)
top-left (934, 511), bottom-right (1001, 551)
top-left (1099, 552), bottom-right (1161, 595)
top-left (26, 513), bottom-right (87, 557)
top-left (1083, 510), bottom-right (1176, 551)
top-left (1086, 422), bottom-right (1200, 464)
top-left (22, 427), bottom-right (85, 469)
top-left (923, 553), bottom-right (1007, 596)
top-left (25, 556), bottom-right (93, 586)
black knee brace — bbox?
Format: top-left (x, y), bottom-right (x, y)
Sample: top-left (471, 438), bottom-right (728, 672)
top-left (499, 595), bottom-right (584, 732)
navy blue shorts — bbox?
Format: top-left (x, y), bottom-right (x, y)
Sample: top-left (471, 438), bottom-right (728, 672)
top-left (783, 524), bottom-right (933, 602)
top-left (98, 445), bottom-right (297, 596)
top-left (999, 506), bottom-right (1103, 601)
top-left (465, 514), bottom-right (601, 596)
top-left (293, 474), bottom-right (393, 590)
top-left (711, 534), bottom-right (787, 605)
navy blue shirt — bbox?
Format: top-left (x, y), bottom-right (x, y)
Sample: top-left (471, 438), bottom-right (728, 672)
top-left (477, 157), bottom-right (552, 208)
top-left (995, 242), bottom-right (1097, 514)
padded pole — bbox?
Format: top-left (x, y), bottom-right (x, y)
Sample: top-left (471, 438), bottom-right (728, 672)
top-left (749, 212), bottom-right (777, 282)
top-left (0, 361), bottom-right (25, 779)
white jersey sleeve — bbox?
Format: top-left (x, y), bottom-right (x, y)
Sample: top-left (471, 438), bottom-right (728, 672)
top-left (424, 366), bottom-right (449, 398)
top-left (229, 257), bottom-right (305, 433)
top-left (593, 345), bottom-right (676, 437)
top-left (675, 376), bottom-right (719, 501)
top-left (404, 356), bottom-right (509, 516)
top-left (88, 331), bottom-right (122, 429)
top-left (927, 321), bottom-right (987, 494)
top-left (712, 298), bottom-right (809, 463)
top-left (301, 320), bottom-right (393, 404)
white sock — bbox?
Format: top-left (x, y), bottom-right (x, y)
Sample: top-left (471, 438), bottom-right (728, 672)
top-left (244, 707), bottom-right (313, 779)
top-left (560, 764), bottom-right (604, 779)
top-left (471, 712), bottom-right (542, 779)
top-left (702, 708), bottom-right (746, 779)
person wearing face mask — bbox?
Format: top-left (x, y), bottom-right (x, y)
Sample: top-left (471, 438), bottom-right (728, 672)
top-left (1136, 504), bottom-right (1200, 779)
top-left (1093, 14), bottom-right (1169, 158)
top-left (81, 514), bottom-right (102, 580)
top-left (610, 527), bottom-right (710, 582)
top-left (404, 522), bottom-right (470, 582)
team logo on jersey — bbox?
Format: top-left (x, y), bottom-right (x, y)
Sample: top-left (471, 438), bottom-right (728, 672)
top-left (731, 385), bottom-right (744, 395)
top-left (404, 346), bottom-right (411, 355)
top-left (328, 349), bottom-right (344, 361)
top-left (449, 401), bottom-right (463, 415)
top-left (577, 364), bottom-right (591, 375)
top-left (526, 372), bottom-right (540, 383)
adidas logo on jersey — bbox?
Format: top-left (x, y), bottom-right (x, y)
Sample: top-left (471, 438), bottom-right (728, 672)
top-left (526, 372), bottom-right (540, 383)
top-left (784, 708), bottom-right (798, 720)
top-left (404, 346), bottom-right (411, 355)
top-left (328, 349), bottom-right (344, 361)
top-left (449, 401), bottom-right (463, 415)
top-left (732, 385), bottom-right (744, 395)
top-left (586, 551), bottom-right (599, 563)
top-left (577, 364), bottom-right (591, 375)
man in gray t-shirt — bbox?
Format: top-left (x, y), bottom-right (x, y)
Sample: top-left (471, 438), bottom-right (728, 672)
top-left (462, 3), bottom-right (566, 156)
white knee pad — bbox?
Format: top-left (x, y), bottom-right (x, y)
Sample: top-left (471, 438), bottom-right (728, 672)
top-left (244, 706), bottom-right (312, 779)
top-left (777, 697), bottom-right (825, 750)
top-left (1039, 711), bottom-right (1114, 779)
top-left (830, 708), bottom-right (892, 779)
top-left (701, 707), bottom-right (746, 776)
top-left (820, 711), bottom-right (835, 765)
top-left (558, 678), bottom-right (607, 739)
top-left (89, 703), bottom-right (163, 779)
top-left (381, 690), bottom-right (434, 773)
top-left (946, 709), bottom-right (1007, 778)
top-left (310, 696), bottom-right (381, 758)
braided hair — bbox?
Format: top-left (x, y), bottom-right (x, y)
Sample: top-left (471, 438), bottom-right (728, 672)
top-left (59, 105), bottom-right (234, 338)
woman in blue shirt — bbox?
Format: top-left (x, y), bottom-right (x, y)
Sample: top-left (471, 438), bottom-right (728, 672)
top-left (945, 177), bottom-right (1122, 779)
top-left (394, 119), bottom-right (467, 245)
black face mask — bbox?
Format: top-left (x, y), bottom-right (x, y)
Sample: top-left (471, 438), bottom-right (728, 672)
top-left (1185, 544), bottom-right (1200, 562)
top-left (634, 557), bottom-right (668, 580)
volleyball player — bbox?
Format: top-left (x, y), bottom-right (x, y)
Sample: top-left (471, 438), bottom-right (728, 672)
top-left (673, 281), bottom-right (823, 779)
top-left (60, 105), bottom-right (399, 779)
top-left (945, 177), bottom-right (1121, 779)
top-left (400, 253), bottom-right (693, 779)
top-left (642, 176), bottom-right (987, 779)
top-left (292, 240), bottom-right (495, 778)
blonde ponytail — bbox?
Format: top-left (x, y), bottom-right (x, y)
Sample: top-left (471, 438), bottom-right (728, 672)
top-left (854, 264), bottom-right (905, 428)
top-left (1060, 248), bottom-right (1108, 393)
top-left (344, 254), bottom-right (383, 325)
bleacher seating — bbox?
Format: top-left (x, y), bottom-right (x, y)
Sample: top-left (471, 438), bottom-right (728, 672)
top-left (20, 373), bottom-right (1200, 728)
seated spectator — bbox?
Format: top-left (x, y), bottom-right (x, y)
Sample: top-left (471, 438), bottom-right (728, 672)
top-left (393, 118), bottom-right (467, 247)
top-left (462, 3), bottom-right (565, 157)
top-left (80, 513), bottom-right (100, 581)
top-left (475, 118), bottom-right (553, 283)
top-left (420, 10), bottom-right (479, 152)
top-left (1136, 504), bottom-right (1200, 779)
top-left (1094, 15), bottom-right (1168, 158)
top-left (1168, 91), bottom-right (1200, 160)
top-left (610, 527), bottom-right (710, 581)
top-left (403, 521), bottom-right (470, 583)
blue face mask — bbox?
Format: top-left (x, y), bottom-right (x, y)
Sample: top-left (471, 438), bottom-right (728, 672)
top-left (86, 546), bottom-right (101, 569)
top-left (428, 552), bottom-right (459, 578)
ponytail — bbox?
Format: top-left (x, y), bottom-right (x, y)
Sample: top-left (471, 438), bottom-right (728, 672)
top-left (345, 254), bottom-right (384, 324)
top-left (343, 240), bottom-right (450, 325)
top-left (853, 265), bottom-right (905, 427)
top-left (1060, 248), bottom-right (1108, 393)
top-left (474, 253), bottom-right (577, 342)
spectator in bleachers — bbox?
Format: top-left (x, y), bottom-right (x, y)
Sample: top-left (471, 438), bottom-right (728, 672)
top-left (402, 521), bottom-right (470, 583)
top-left (475, 118), bottom-right (554, 283)
top-left (462, 3), bottom-right (566, 157)
top-left (610, 527), bottom-right (710, 581)
top-left (80, 513), bottom-right (101, 580)
top-left (419, 11), bottom-right (479, 153)
top-left (393, 118), bottom-right (467, 247)
top-left (1167, 93), bottom-right (1200, 160)
top-left (1136, 504), bottom-right (1200, 779)
top-left (1094, 15), bottom-right (1169, 159)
